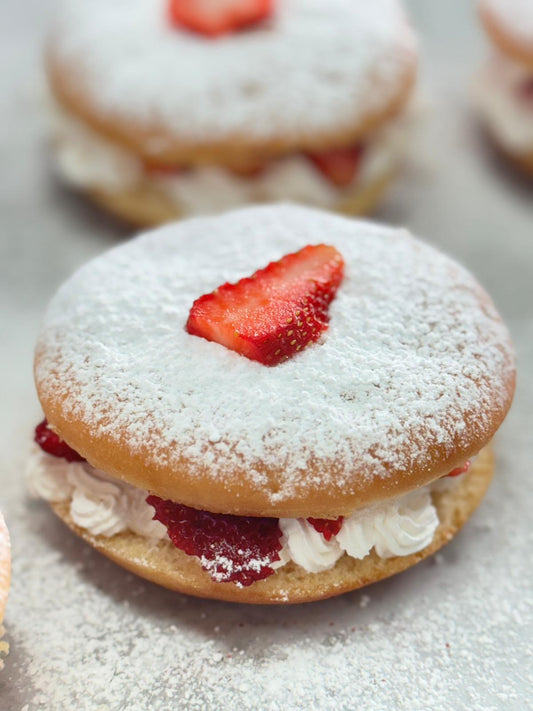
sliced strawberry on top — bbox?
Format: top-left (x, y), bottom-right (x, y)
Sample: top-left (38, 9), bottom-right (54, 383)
top-left (168, 0), bottom-right (273, 38)
top-left (307, 145), bottom-right (365, 188)
top-left (186, 244), bottom-right (345, 366)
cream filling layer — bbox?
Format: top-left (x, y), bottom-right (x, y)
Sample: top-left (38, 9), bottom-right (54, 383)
top-left (27, 446), bottom-right (462, 574)
top-left (475, 54), bottom-right (533, 153)
top-left (50, 103), bottom-right (415, 214)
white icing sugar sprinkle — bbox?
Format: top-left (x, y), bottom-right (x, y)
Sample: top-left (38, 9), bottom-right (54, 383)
top-left (35, 205), bottom-right (514, 502)
top-left (481, 0), bottom-right (533, 46)
top-left (50, 0), bottom-right (416, 146)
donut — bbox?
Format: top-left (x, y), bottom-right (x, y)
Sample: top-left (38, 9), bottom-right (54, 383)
top-left (0, 512), bottom-right (10, 667)
top-left (29, 205), bottom-right (516, 603)
top-left (476, 0), bottom-right (533, 173)
top-left (47, 0), bottom-right (418, 224)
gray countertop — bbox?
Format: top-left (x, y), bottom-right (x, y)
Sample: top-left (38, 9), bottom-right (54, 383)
top-left (0, 1), bottom-right (532, 709)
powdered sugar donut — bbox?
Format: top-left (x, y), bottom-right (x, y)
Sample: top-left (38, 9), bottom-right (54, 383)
top-left (476, 0), bottom-right (533, 172)
top-left (30, 205), bottom-right (515, 603)
top-left (47, 0), bottom-right (418, 224)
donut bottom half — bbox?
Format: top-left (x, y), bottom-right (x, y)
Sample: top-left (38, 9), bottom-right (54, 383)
top-left (81, 171), bottom-right (396, 228)
top-left (50, 446), bottom-right (494, 605)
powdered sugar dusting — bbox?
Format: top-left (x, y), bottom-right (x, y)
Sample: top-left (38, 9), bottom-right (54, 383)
top-left (481, 0), bottom-right (533, 46)
top-left (35, 205), bottom-right (514, 503)
top-left (50, 0), bottom-right (416, 146)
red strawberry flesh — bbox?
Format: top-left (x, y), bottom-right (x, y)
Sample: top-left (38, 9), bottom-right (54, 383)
top-left (307, 517), bottom-right (344, 541)
top-left (186, 244), bottom-right (345, 366)
top-left (142, 158), bottom-right (184, 177)
top-left (34, 419), bottom-right (85, 462)
top-left (147, 496), bottom-right (283, 586)
top-left (307, 145), bottom-right (365, 187)
top-left (168, 0), bottom-right (273, 38)
top-left (446, 461), bottom-right (471, 478)
top-left (518, 76), bottom-right (533, 103)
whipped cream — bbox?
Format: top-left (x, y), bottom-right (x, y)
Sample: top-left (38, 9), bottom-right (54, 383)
top-left (52, 107), bottom-right (142, 191)
top-left (337, 489), bottom-right (437, 558)
top-left (27, 446), bottom-right (166, 541)
top-left (280, 488), bottom-right (439, 570)
top-left (26, 446), bottom-right (465, 574)
top-left (50, 102), bottom-right (415, 214)
top-left (279, 519), bottom-right (343, 573)
top-left (475, 54), bottom-right (533, 153)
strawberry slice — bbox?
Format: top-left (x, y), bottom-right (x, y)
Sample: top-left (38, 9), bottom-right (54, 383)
top-left (307, 517), bottom-right (344, 541)
top-left (147, 496), bottom-right (283, 586)
top-left (142, 158), bottom-right (183, 177)
top-left (518, 76), bottom-right (533, 103)
top-left (307, 145), bottom-right (365, 188)
top-left (229, 161), bottom-right (266, 179)
top-left (186, 244), bottom-right (345, 366)
top-left (34, 420), bottom-right (85, 462)
top-left (168, 0), bottom-right (273, 38)
top-left (446, 461), bottom-right (471, 478)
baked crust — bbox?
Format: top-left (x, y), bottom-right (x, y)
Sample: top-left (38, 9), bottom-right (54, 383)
top-left (49, 447), bottom-right (494, 604)
top-left (479, 3), bottom-right (533, 69)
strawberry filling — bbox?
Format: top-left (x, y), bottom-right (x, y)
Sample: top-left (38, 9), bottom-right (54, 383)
top-left (186, 244), bottom-right (345, 366)
top-left (306, 145), bottom-right (365, 188)
top-left (518, 76), bottom-right (533, 104)
top-left (142, 159), bottom-right (186, 177)
top-left (34, 420), bottom-right (85, 462)
top-left (140, 144), bottom-right (366, 187)
top-left (147, 496), bottom-right (283, 586)
top-left (445, 461), bottom-right (471, 477)
top-left (168, 0), bottom-right (273, 38)
top-left (307, 517), bottom-right (344, 541)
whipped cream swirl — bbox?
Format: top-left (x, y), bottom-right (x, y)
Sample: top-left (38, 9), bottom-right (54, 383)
top-left (27, 446), bottom-right (166, 540)
top-left (279, 488), bottom-right (439, 571)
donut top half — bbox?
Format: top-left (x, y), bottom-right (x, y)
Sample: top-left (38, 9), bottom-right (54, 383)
top-left (35, 205), bottom-right (516, 518)
top-left (480, 0), bottom-right (533, 67)
top-left (47, 0), bottom-right (417, 165)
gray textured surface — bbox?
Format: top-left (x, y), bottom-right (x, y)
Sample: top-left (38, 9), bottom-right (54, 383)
top-left (0, 1), bottom-right (532, 709)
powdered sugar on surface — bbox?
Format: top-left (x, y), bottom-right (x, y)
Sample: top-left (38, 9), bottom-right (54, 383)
top-left (50, 0), bottom-right (416, 145)
top-left (35, 205), bottom-right (514, 501)
top-left (5, 484), bottom-right (532, 710)
top-left (481, 0), bottom-right (533, 46)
